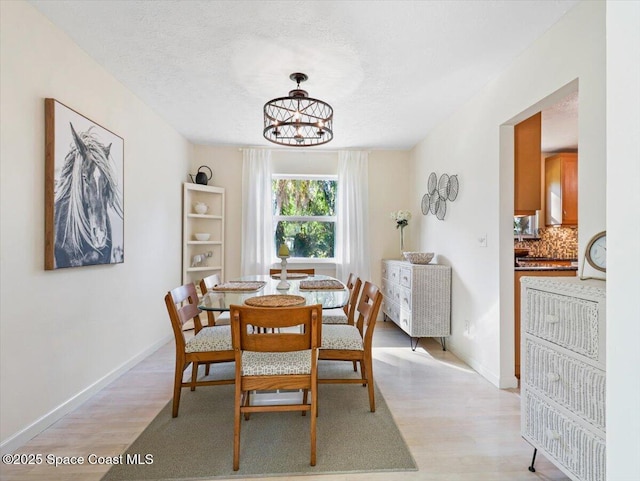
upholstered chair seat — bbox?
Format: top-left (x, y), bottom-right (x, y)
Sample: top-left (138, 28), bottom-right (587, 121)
top-left (321, 308), bottom-right (349, 324)
top-left (241, 350), bottom-right (312, 376)
top-left (321, 324), bottom-right (364, 350)
top-left (185, 325), bottom-right (232, 353)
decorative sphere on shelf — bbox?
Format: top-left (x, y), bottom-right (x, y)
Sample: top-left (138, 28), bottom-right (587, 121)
top-left (194, 202), bottom-right (208, 214)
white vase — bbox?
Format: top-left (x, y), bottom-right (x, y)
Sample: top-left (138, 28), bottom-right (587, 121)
top-left (194, 202), bottom-right (208, 214)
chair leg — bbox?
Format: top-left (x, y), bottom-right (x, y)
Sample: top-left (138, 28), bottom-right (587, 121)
top-left (243, 391), bottom-right (251, 420)
top-left (172, 359), bottom-right (184, 418)
top-left (310, 378), bottom-right (317, 466)
top-left (365, 354), bottom-right (375, 412)
top-left (302, 389), bottom-right (308, 416)
top-left (205, 362), bottom-right (211, 376)
top-left (190, 362), bottom-right (199, 391)
top-left (359, 360), bottom-right (367, 386)
top-left (233, 384), bottom-right (242, 471)
top-left (352, 360), bottom-right (358, 372)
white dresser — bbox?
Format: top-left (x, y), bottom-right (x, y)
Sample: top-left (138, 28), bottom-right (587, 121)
top-left (381, 260), bottom-right (451, 350)
top-left (520, 277), bottom-right (606, 481)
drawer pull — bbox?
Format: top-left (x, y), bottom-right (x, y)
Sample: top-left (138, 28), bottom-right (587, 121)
top-left (546, 373), bottom-right (560, 382)
top-left (546, 429), bottom-right (561, 441)
top-left (545, 314), bottom-right (559, 324)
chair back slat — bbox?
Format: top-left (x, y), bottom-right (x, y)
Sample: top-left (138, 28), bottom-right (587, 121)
top-left (355, 281), bottom-right (383, 343)
top-left (344, 274), bottom-right (363, 323)
top-left (230, 305), bottom-right (321, 353)
top-left (199, 274), bottom-right (222, 326)
top-left (165, 283), bottom-right (203, 347)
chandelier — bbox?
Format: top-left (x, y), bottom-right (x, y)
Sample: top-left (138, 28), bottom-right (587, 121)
top-left (263, 73), bottom-right (334, 147)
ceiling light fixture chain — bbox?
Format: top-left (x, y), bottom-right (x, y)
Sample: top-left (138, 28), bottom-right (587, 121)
top-left (263, 72), bottom-right (334, 147)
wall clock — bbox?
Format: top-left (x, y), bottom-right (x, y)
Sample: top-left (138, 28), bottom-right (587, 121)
top-left (580, 230), bottom-right (606, 280)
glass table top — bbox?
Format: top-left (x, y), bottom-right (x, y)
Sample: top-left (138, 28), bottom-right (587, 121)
top-left (198, 274), bottom-right (349, 311)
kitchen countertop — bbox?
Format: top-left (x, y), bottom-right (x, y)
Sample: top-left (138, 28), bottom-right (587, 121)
top-left (515, 265), bottom-right (577, 271)
top-left (514, 257), bottom-right (578, 271)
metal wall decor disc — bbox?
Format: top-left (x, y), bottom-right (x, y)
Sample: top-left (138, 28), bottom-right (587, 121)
top-left (438, 174), bottom-right (450, 200)
top-left (421, 193), bottom-right (430, 215)
top-left (429, 191), bottom-right (439, 214)
top-left (436, 198), bottom-right (447, 220)
top-left (427, 172), bottom-right (437, 195)
top-left (448, 175), bottom-right (459, 201)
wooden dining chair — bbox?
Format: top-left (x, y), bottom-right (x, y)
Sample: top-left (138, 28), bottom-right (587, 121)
top-left (229, 303), bottom-right (322, 471)
top-left (269, 268), bottom-right (316, 275)
top-left (318, 281), bottom-right (383, 412)
top-left (164, 282), bottom-right (234, 418)
top-left (199, 274), bottom-right (231, 326)
top-left (322, 273), bottom-right (362, 325)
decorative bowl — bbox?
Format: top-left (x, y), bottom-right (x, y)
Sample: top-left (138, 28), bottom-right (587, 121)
top-left (194, 202), bottom-right (208, 214)
top-left (403, 252), bottom-right (434, 264)
top-left (194, 233), bottom-right (211, 241)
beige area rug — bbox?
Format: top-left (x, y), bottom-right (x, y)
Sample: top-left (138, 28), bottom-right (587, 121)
top-left (102, 362), bottom-right (416, 480)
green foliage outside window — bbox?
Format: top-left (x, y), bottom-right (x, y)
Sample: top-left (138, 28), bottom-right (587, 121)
top-left (273, 178), bottom-right (337, 258)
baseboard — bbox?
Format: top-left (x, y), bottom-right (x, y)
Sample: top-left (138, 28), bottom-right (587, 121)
top-left (445, 341), bottom-right (503, 388)
top-left (0, 334), bottom-right (172, 454)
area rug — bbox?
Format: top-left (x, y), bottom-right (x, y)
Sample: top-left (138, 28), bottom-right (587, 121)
top-left (102, 362), bottom-right (416, 480)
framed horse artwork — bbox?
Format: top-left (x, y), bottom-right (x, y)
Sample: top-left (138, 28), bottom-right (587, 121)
top-left (44, 99), bottom-right (124, 270)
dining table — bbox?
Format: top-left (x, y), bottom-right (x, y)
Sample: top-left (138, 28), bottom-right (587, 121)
top-left (198, 274), bottom-right (349, 312)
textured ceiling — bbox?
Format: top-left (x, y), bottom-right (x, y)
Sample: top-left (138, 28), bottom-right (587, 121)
top-left (30, 0), bottom-right (578, 150)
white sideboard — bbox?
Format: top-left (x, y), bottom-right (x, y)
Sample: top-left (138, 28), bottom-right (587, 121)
top-left (520, 276), bottom-right (606, 481)
top-left (381, 260), bottom-right (451, 350)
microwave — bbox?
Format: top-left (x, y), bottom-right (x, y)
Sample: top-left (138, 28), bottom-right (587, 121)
top-left (514, 211), bottom-right (540, 240)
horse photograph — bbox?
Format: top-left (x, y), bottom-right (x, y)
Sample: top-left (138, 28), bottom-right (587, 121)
top-left (45, 99), bottom-right (124, 270)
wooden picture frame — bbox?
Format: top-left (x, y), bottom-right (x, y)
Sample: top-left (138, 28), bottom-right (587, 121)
top-left (45, 99), bottom-right (124, 270)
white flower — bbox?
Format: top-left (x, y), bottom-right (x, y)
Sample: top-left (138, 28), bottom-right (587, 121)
top-left (390, 210), bottom-right (412, 228)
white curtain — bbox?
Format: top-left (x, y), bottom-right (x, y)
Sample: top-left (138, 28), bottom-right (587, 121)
top-left (336, 151), bottom-right (371, 282)
top-left (241, 149), bottom-right (273, 276)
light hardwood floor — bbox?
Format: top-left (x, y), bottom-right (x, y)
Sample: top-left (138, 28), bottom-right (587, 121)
top-left (1, 321), bottom-right (569, 481)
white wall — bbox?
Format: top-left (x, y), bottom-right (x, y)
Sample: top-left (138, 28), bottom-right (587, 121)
top-left (192, 147), bottom-right (410, 288)
top-left (606, 1), bottom-right (640, 478)
top-left (409, 1), bottom-right (606, 387)
top-left (0, 1), bottom-right (190, 450)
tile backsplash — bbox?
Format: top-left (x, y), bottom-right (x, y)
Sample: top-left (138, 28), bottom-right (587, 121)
top-left (515, 226), bottom-right (578, 259)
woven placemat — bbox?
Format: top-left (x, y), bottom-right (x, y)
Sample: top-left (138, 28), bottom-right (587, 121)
top-left (244, 294), bottom-right (306, 307)
top-left (299, 280), bottom-right (345, 290)
top-left (211, 281), bottom-right (266, 292)
top-left (270, 273), bottom-right (309, 279)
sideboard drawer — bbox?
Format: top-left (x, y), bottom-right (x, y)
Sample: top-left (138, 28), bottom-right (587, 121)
top-left (381, 279), bottom-right (393, 299)
top-left (399, 267), bottom-right (412, 288)
top-left (524, 338), bottom-right (606, 431)
top-left (388, 264), bottom-right (400, 284)
top-left (399, 286), bottom-right (412, 312)
top-left (523, 391), bottom-right (605, 481)
top-left (524, 289), bottom-right (600, 361)
top-left (382, 298), bottom-right (399, 322)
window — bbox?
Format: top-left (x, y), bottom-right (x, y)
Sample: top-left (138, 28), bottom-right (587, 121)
top-left (272, 175), bottom-right (337, 259)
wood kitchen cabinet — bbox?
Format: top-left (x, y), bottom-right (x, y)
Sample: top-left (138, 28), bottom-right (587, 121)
top-left (545, 153), bottom-right (578, 226)
top-left (514, 112), bottom-right (542, 216)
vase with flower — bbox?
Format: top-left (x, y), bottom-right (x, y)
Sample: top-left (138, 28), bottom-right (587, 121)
top-left (390, 210), bottom-right (412, 255)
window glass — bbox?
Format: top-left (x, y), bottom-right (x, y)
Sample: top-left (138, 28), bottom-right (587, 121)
top-left (272, 177), bottom-right (337, 258)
